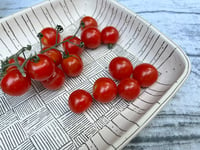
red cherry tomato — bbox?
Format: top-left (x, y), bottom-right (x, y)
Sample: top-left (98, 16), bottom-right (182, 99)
top-left (80, 16), bottom-right (98, 30)
top-left (26, 54), bottom-right (55, 81)
top-left (101, 26), bottom-right (119, 48)
top-left (41, 47), bottom-right (62, 66)
top-left (8, 56), bottom-right (25, 65)
top-left (41, 67), bottom-right (65, 90)
top-left (118, 78), bottom-right (140, 101)
top-left (133, 63), bottom-right (158, 87)
top-left (81, 27), bottom-right (101, 49)
top-left (69, 89), bottom-right (93, 114)
top-left (109, 57), bottom-right (134, 80)
top-left (61, 55), bottom-right (83, 77)
top-left (40, 27), bottom-right (60, 47)
top-left (93, 77), bottom-right (117, 103)
top-left (6, 57), bottom-right (25, 72)
top-left (1, 69), bottom-right (31, 96)
top-left (62, 36), bottom-right (84, 56)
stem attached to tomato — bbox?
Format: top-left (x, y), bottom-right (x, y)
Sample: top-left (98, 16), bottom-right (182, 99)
top-left (80, 21), bottom-right (85, 29)
top-left (39, 24), bottom-right (84, 58)
top-left (62, 51), bottom-right (69, 59)
top-left (15, 45), bottom-right (32, 77)
top-left (37, 33), bottom-right (43, 51)
top-left (0, 45), bottom-right (32, 77)
top-left (56, 25), bottom-right (64, 33)
top-left (30, 53), bottom-right (40, 63)
top-left (108, 43), bottom-right (114, 49)
top-left (1, 24), bottom-right (83, 78)
top-left (55, 25), bottom-right (63, 45)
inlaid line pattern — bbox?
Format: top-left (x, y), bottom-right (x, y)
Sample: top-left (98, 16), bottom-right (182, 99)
top-left (6, 21), bottom-right (24, 48)
top-left (1, 23), bottom-right (19, 51)
top-left (0, 0), bottom-right (190, 150)
top-left (13, 17), bottom-right (31, 44)
top-left (49, 1), bottom-right (66, 27)
top-left (21, 14), bottom-right (39, 42)
top-left (0, 37), bottom-right (12, 54)
top-left (63, 0), bottom-right (77, 23)
top-left (42, 6), bottom-right (56, 27)
top-left (98, 2), bottom-right (112, 26)
top-left (31, 7), bottom-right (44, 28)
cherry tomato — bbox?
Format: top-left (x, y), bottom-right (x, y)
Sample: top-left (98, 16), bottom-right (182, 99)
top-left (80, 16), bottom-right (98, 30)
top-left (26, 54), bottom-right (55, 81)
top-left (40, 27), bottom-right (60, 47)
top-left (81, 27), bottom-right (101, 49)
top-left (68, 89), bottom-right (93, 114)
top-left (61, 55), bottom-right (83, 77)
top-left (6, 57), bottom-right (25, 72)
top-left (8, 56), bottom-right (25, 65)
top-left (101, 26), bottom-right (119, 48)
top-left (118, 78), bottom-right (140, 101)
top-left (109, 57), bottom-right (133, 80)
top-left (132, 63), bottom-right (158, 87)
top-left (1, 69), bottom-right (31, 96)
top-left (62, 36), bottom-right (84, 56)
top-left (41, 47), bottom-right (62, 66)
top-left (93, 77), bottom-right (117, 103)
top-left (41, 67), bottom-right (65, 90)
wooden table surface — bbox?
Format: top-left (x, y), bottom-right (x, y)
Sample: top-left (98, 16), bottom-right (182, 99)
top-left (0, 0), bottom-right (200, 150)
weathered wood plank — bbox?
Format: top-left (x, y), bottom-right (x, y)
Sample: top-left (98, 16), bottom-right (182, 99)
top-left (117, 0), bottom-right (200, 13)
top-left (0, 0), bottom-right (44, 18)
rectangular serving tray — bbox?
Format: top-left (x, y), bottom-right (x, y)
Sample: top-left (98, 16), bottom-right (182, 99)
top-left (0, 0), bottom-right (191, 149)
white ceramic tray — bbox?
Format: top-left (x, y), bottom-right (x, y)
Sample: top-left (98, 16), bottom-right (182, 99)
top-left (0, 0), bottom-right (191, 149)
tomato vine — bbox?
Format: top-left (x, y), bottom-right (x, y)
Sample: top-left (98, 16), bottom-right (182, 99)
top-left (0, 24), bottom-right (83, 79)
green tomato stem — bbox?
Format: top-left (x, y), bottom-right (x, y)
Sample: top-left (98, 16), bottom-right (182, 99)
top-left (108, 43), bottom-right (114, 49)
top-left (80, 21), bottom-right (85, 29)
top-left (0, 23), bottom-right (83, 78)
top-left (37, 33), bottom-right (43, 51)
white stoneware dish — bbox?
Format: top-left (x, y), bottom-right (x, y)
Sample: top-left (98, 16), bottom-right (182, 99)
top-left (0, 0), bottom-right (191, 149)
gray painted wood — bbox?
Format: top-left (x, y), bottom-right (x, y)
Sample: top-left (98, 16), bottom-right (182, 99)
top-left (0, 0), bottom-right (199, 149)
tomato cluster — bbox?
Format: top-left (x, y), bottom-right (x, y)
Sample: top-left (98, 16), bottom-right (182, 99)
top-left (0, 16), bottom-right (158, 115)
top-left (70, 55), bottom-right (158, 114)
top-left (1, 25), bottom-right (84, 95)
top-left (80, 16), bottom-right (119, 49)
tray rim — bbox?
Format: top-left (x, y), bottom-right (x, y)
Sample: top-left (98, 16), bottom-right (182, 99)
top-left (108, 0), bottom-right (191, 149)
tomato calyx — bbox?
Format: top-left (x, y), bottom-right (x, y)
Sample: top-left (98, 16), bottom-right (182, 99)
top-left (62, 51), bottom-right (70, 59)
top-left (80, 21), bottom-right (85, 29)
top-left (79, 41), bottom-right (85, 48)
top-left (55, 25), bottom-right (64, 45)
top-left (30, 54), bottom-right (40, 63)
top-left (55, 25), bottom-right (64, 33)
top-left (62, 51), bottom-right (80, 60)
top-left (101, 26), bottom-right (119, 49)
top-left (108, 43), bottom-right (114, 49)
top-left (80, 16), bottom-right (98, 31)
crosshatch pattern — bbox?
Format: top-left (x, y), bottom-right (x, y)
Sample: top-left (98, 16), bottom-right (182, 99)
top-left (0, 0), bottom-right (190, 150)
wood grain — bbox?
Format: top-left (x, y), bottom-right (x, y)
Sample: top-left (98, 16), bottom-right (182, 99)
top-left (0, 0), bottom-right (199, 149)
